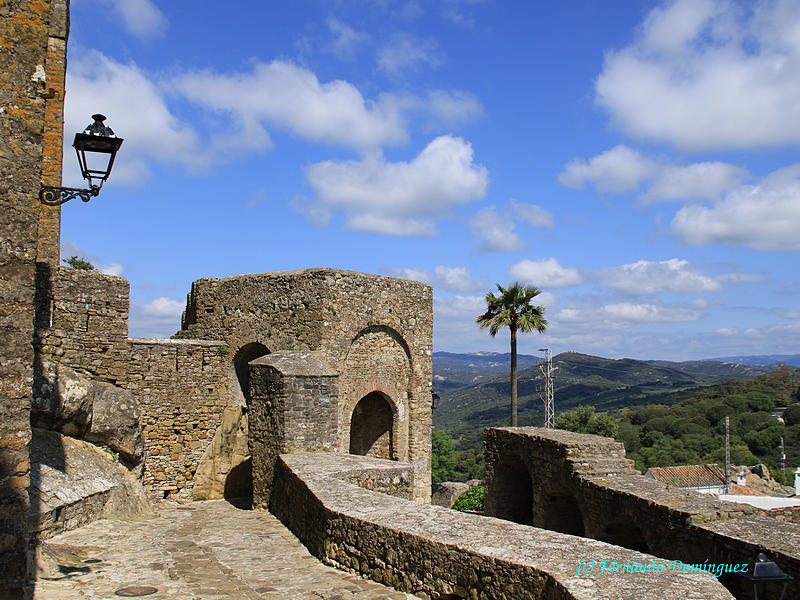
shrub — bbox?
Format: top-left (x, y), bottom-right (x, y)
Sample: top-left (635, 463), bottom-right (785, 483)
top-left (452, 484), bottom-right (484, 512)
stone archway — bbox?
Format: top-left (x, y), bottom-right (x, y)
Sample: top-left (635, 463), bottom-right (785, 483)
top-left (349, 391), bottom-right (395, 459)
top-left (540, 491), bottom-right (585, 536)
top-left (489, 456), bottom-right (533, 525)
top-left (231, 342), bottom-right (269, 405)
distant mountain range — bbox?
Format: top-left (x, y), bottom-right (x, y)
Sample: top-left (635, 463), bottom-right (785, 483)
top-left (432, 351), bottom-right (794, 449)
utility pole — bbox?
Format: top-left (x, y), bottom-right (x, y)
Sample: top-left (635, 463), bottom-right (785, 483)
top-left (539, 348), bottom-right (555, 428)
top-left (724, 416), bottom-right (731, 494)
top-left (781, 437), bottom-right (786, 478)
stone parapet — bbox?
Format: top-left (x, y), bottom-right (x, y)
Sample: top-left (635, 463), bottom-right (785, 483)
top-left (485, 427), bottom-right (800, 600)
top-left (270, 451), bottom-right (732, 600)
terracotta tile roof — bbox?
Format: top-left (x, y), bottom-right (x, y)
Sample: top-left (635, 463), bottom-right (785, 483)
top-left (645, 464), bottom-right (727, 489)
top-left (729, 483), bottom-right (768, 497)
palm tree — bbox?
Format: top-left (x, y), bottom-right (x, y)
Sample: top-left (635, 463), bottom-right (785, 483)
top-left (477, 282), bottom-right (548, 426)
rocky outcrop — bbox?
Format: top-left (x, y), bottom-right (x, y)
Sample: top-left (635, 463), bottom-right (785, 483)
top-left (431, 479), bottom-right (482, 508)
top-left (32, 364), bottom-right (144, 467)
top-left (28, 428), bottom-right (154, 540)
top-left (192, 406), bottom-right (251, 501)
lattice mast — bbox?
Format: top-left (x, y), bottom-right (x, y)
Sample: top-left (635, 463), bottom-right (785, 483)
top-left (539, 348), bottom-right (555, 428)
top-left (724, 416), bottom-right (731, 494)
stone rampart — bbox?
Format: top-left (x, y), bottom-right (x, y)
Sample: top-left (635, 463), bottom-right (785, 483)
top-left (270, 451), bottom-right (732, 600)
top-left (179, 268), bottom-right (433, 502)
top-left (128, 338), bottom-right (229, 499)
top-left (485, 427), bottom-right (800, 600)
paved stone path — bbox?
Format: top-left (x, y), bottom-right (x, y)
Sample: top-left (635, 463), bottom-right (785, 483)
top-left (31, 500), bottom-right (417, 600)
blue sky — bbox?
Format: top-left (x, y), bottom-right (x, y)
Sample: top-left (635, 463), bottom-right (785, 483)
top-left (61, 0), bottom-right (800, 361)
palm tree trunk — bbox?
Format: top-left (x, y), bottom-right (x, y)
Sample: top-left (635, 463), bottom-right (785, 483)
top-left (510, 325), bottom-right (517, 426)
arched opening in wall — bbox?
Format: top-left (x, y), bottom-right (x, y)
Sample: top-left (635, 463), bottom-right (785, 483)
top-left (349, 391), bottom-right (394, 459)
top-left (491, 457), bottom-right (533, 525)
top-left (598, 520), bottom-right (649, 553)
top-left (224, 458), bottom-right (252, 510)
top-left (231, 343), bottom-right (269, 405)
top-left (540, 491), bottom-right (585, 536)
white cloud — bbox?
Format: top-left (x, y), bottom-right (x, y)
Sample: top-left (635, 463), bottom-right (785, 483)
top-left (327, 18), bottom-right (369, 61)
top-left (557, 301), bottom-right (702, 325)
top-left (390, 266), bottom-right (486, 292)
top-left (598, 258), bottom-right (721, 295)
top-left (426, 89), bottom-right (483, 124)
top-left (643, 162), bottom-right (747, 204)
top-left (468, 206), bottom-right (524, 252)
top-left (511, 201), bottom-right (554, 228)
top-left (304, 135), bottom-right (488, 235)
top-left (64, 52), bottom-right (206, 185)
top-left (559, 145), bottom-right (657, 192)
top-left (559, 145), bottom-right (745, 202)
top-left (59, 241), bottom-right (124, 276)
top-left (177, 60), bottom-right (408, 152)
top-left (110, 0), bottom-right (167, 39)
top-left (509, 258), bottom-right (584, 289)
top-left (377, 33), bottom-right (444, 73)
top-left (716, 272), bottom-right (768, 284)
top-left (716, 327), bottom-right (739, 336)
top-left (671, 165), bottom-right (800, 250)
top-left (129, 297), bottom-right (184, 339)
top-left (100, 263), bottom-right (124, 276)
top-left (596, 0), bottom-right (800, 150)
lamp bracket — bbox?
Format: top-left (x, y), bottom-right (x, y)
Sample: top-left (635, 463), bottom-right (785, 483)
top-left (39, 185), bottom-right (100, 206)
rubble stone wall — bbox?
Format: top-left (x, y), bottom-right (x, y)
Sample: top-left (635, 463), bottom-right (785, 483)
top-left (485, 427), bottom-right (800, 600)
top-left (179, 268), bottom-right (433, 502)
top-left (128, 338), bottom-right (229, 499)
top-left (0, 0), bottom-right (68, 594)
top-left (270, 452), bottom-right (732, 600)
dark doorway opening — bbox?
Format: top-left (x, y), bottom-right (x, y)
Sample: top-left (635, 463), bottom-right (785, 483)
top-left (490, 457), bottom-right (533, 525)
top-left (232, 342), bottom-right (269, 404)
top-left (541, 492), bottom-right (585, 536)
top-left (349, 391), bottom-right (394, 459)
top-left (599, 520), bottom-right (649, 553)
top-left (224, 458), bottom-right (253, 509)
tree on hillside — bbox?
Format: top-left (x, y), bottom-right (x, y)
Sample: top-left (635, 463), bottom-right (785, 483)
top-left (555, 405), bottom-right (618, 437)
top-left (476, 282), bottom-right (547, 426)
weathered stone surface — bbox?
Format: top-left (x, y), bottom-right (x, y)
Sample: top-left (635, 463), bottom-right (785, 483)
top-left (484, 427), bottom-right (800, 600)
top-left (271, 451), bottom-right (733, 600)
top-left (28, 428), bottom-right (153, 541)
top-left (32, 364), bottom-right (94, 437)
top-left (86, 381), bottom-right (144, 465)
top-left (192, 406), bottom-right (250, 500)
top-left (431, 480), bottom-right (482, 508)
top-left (1, 1), bottom-right (69, 594)
top-left (30, 501), bottom-right (417, 600)
top-left (31, 364), bottom-right (144, 466)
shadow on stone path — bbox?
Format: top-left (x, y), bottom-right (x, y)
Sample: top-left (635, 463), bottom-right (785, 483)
top-left (31, 500), bottom-right (416, 600)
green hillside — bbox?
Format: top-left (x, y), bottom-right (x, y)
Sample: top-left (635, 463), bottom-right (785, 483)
top-left (433, 352), bottom-right (767, 450)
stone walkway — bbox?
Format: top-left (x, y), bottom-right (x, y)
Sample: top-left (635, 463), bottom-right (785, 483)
top-left (31, 500), bottom-right (417, 600)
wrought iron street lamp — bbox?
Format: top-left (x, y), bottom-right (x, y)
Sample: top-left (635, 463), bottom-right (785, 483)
top-left (39, 114), bottom-right (123, 206)
top-left (739, 545), bottom-right (793, 600)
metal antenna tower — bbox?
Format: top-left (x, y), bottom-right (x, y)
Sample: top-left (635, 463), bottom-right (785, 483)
top-left (539, 348), bottom-right (555, 428)
top-left (724, 416), bottom-right (731, 494)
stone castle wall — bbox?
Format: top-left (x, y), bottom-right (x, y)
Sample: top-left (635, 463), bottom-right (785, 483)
top-left (485, 427), bottom-right (800, 600)
top-left (31, 266), bottom-right (433, 503)
top-left (0, 0), bottom-right (68, 594)
top-left (180, 268), bottom-right (433, 502)
top-left (32, 267), bottom-right (231, 500)
top-left (128, 338), bottom-right (229, 498)
top-left (270, 451), bottom-right (733, 600)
